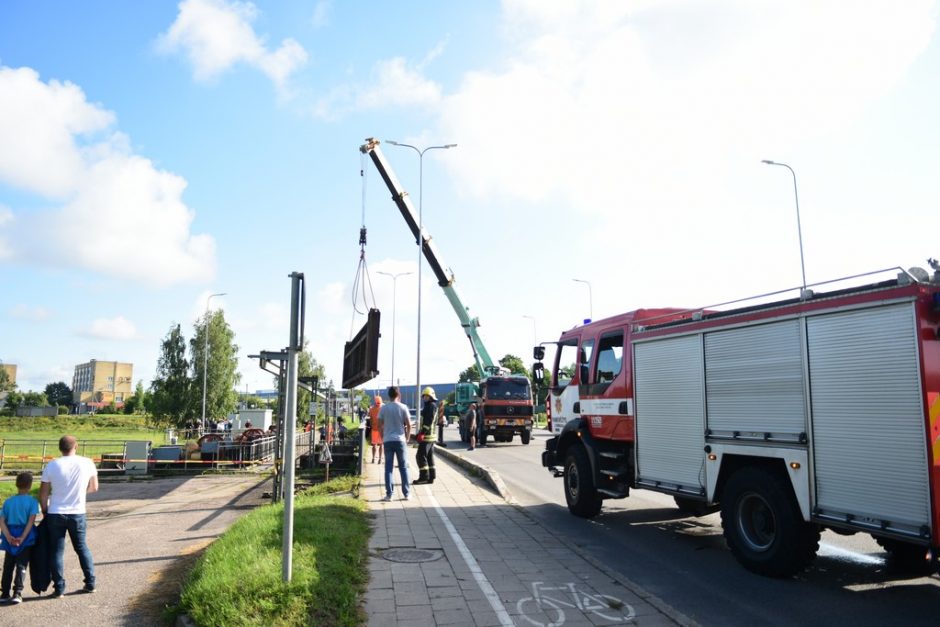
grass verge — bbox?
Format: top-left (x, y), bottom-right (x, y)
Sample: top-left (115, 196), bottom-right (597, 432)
top-left (173, 476), bottom-right (368, 626)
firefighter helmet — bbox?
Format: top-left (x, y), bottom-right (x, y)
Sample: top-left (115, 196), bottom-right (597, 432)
top-left (421, 386), bottom-right (437, 400)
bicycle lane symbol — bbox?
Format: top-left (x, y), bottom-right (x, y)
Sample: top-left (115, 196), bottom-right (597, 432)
top-left (515, 581), bottom-right (637, 626)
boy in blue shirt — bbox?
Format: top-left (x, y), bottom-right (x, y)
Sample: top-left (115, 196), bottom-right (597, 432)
top-left (1, 472), bottom-right (40, 604)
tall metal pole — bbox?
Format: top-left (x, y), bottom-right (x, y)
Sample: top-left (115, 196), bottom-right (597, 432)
top-left (572, 279), bottom-right (593, 321)
top-left (386, 140), bottom-right (456, 412)
top-left (762, 160), bottom-right (807, 292)
top-left (377, 271), bottom-right (412, 386)
top-left (282, 272), bottom-right (302, 582)
top-left (201, 292), bottom-right (226, 433)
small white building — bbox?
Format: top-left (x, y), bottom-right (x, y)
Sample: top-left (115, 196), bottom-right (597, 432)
top-left (230, 408), bottom-right (273, 431)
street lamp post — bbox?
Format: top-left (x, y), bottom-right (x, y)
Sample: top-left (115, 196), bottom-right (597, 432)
top-left (377, 270), bottom-right (413, 386)
top-left (386, 140), bottom-right (457, 412)
top-left (201, 292), bottom-right (226, 433)
top-left (522, 315), bottom-right (537, 349)
top-left (761, 160), bottom-right (807, 293)
top-left (572, 278), bottom-right (593, 322)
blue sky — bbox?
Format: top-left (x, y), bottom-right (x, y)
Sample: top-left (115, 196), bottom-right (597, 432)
top-left (1, 0), bottom-right (938, 395)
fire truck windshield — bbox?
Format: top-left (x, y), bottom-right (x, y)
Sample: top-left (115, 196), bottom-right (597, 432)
top-left (484, 378), bottom-right (530, 400)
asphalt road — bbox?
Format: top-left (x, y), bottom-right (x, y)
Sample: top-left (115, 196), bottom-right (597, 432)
top-left (441, 426), bottom-right (940, 627)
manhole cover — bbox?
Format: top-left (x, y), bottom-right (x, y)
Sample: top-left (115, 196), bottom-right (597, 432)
top-left (382, 548), bottom-right (443, 563)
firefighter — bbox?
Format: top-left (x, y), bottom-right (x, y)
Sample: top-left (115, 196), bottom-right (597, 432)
top-left (413, 386), bottom-right (438, 485)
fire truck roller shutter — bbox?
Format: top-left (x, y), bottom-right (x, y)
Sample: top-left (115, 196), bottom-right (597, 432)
top-left (634, 333), bottom-right (706, 491)
top-left (808, 302), bottom-right (931, 538)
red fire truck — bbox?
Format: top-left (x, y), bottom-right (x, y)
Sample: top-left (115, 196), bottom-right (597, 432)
top-left (536, 265), bottom-right (940, 577)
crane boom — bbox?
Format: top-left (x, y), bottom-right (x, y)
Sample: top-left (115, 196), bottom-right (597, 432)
top-left (360, 137), bottom-right (499, 377)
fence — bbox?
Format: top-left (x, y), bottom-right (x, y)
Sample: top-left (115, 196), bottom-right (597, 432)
top-left (0, 439), bottom-right (132, 474)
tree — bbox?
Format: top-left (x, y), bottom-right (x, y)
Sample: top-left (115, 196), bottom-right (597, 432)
top-left (4, 390), bottom-right (22, 409)
top-left (150, 323), bottom-right (192, 428)
top-left (22, 391), bottom-right (48, 407)
top-left (273, 343), bottom-right (326, 424)
top-left (458, 364), bottom-right (481, 383)
top-left (44, 381), bottom-right (73, 406)
top-left (498, 354), bottom-right (528, 376)
top-left (190, 310), bottom-right (240, 424)
top-left (123, 380), bottom-right (149, 415)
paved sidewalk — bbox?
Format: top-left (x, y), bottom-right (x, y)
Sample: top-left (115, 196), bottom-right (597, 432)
top-left (363, 451), bottom-right (689, 626)
top-left (0, 474), bottom-right (268, 626)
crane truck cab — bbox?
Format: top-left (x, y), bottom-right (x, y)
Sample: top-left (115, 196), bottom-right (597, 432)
top-left (477, 375), bottom-right (534, 445)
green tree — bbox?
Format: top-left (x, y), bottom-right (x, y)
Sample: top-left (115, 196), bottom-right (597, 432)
top-left (150, 323), bottom-right (192, 427)
top-left (44, 381), bottom-right (73, 406)
top-left (273, 343), bottom-right (326, 424)
top-left (4, 390), bottom-right (23, 409)
top-left (22, 391), bottom-right (49, 407)
top-left (123, 380), bottom-right (149, 415)
top-left (190, 310), bottom-right (241, 424)
top-left (458, 364), bottom-right (481, 383)
top-left (498, 354), bottom-right (528, 376)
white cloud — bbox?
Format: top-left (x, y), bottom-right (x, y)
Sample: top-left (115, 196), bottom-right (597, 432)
top-left (80, 316), bottom-right (138, 340)
top-left (439, 0), bottom-right (935, 211)
top-left (8, 304), bottom-right (51, 321)
top-left (158, 0), bottom-right (308, 92)
top-left (311, 1), bottom-right (331, 28)
top-left (0, 66), bottom-right (215, 286)
top-left (313, 55), bottom-right (443, 119)
top-left (0, 67), bottom-right (114, 198)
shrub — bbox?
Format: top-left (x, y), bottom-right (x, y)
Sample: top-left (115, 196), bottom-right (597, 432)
top-left (57, 406), bottom-right (68, 415)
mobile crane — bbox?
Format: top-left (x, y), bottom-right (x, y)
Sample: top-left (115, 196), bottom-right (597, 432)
top-left (360, 138), bottom-right (534, 445)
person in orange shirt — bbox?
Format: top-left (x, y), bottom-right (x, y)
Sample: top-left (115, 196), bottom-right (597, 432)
top-left (369, 395), bottom-right (384, 464)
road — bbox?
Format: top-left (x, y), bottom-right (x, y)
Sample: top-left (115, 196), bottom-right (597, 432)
top-left (440, 426), bottom-right (940, 626)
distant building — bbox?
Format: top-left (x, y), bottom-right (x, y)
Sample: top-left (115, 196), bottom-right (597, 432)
top-left (72, 360), bottom-right (133, 412)
top-left (1, 363), bottom-right (16, 387)
top-left (0, 363), bottom-right (16, 407)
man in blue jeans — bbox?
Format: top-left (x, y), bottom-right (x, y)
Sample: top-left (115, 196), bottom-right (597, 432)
top-left (378, 386), bottom-right (412, 501)
top-left (39, 435), bottom-right (98, 597)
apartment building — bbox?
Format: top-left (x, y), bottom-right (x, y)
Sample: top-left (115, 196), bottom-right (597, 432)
top-left (0, 363), bottom-right (15, 387)
top-left (72, 359), bottom-right (133, 410)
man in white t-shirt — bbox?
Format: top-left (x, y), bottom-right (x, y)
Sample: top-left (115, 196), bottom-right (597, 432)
top-left (39, 435), bottom-right (98, 597)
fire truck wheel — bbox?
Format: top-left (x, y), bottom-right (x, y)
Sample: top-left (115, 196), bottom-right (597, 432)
top-left (521, 430), bottom-right (531, 445)
top-left (564, 445), bottom-right (602, 518)
top-left (720, 467), bottom-right (819, 577)
top-left (874, 537), bottom-right (931, 573)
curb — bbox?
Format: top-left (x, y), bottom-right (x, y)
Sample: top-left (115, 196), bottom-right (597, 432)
top-left (434, 444), bottom-right (514, 503)
top-left (436, 444), bottom-right (701, 627)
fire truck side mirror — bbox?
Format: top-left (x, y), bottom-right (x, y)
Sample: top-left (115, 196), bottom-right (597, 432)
top-left (533, 346), bottom-right (545, 361)
top-left (532, 362), bottom-right (545, 385)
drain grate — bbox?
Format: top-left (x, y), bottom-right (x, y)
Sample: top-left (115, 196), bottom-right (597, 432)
top-left (382, 548), bottom-right (443, 563)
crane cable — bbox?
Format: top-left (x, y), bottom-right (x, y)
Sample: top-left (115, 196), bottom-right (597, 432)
top-left (350, 152), bottom-right (377, 338)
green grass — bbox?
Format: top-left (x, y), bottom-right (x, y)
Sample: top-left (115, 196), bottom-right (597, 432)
top-left (0, 415), bottom-right (168, 471)
top-left (175, 477), bottom-right (369, 626)
top-left (0, 414), bottom-right (167, 441)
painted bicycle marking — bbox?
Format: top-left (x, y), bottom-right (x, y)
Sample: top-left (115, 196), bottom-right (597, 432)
top-left (516, 581), bottom-right (636, 626)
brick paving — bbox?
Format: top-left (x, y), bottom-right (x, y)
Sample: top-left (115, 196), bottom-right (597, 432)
top-left (363, 451), bottom-right (693, 626)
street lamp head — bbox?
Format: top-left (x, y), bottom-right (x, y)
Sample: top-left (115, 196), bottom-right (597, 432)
top-left (443, 144), bottom-right (457, 149)
top-left (761, 159), bottom-right (775, 165)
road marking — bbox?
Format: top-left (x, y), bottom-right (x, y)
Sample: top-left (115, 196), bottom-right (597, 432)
top-left (516, 581), bottom-right (636, 627)
top-left (818, 541), bottom-right (884, 565)
top-left (426, 488), bottom-right (515, 627)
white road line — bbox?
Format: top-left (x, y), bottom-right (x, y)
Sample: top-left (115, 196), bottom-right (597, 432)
top-left (426, 488), bottom-right (515, 627)
top-left (818, 541), bottom-right (884, 565)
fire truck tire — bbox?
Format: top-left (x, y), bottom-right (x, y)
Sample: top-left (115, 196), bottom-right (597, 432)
top-left (874, 537), bottom-right (931, 573)
top-left (564, 445), bottom-right (602, 518)
top-left (720, 467), bottom-right (819, 577)
top-left (521, 430), bottom-right (531, 445)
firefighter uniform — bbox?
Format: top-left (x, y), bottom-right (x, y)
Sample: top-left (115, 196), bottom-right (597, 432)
top-left (413, 387), bottom-right (438, 485)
